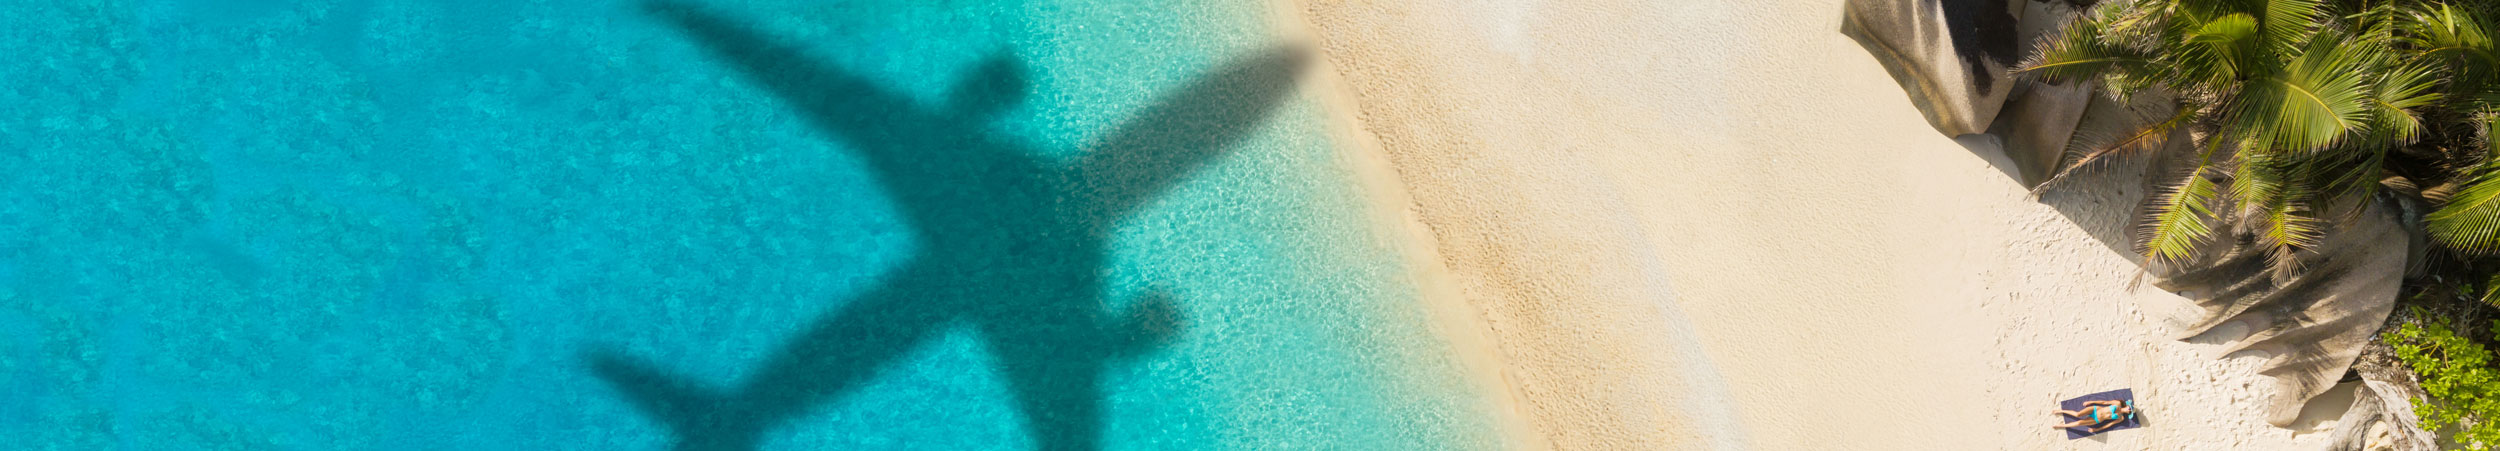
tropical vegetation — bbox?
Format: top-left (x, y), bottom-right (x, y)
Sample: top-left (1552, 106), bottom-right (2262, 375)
top-left (2020, 0), bottom-right (2497, 284)
top-left (2384, 308), bottom-right (2500, 449)
top-left (2026, 0), bottom-right (2500, 445)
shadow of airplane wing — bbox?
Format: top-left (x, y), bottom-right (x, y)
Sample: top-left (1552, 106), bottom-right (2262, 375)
top-left (644, 0), bottom-right (1047, 227)
top-left (585, 266), bottom-right (953, 451)
top-left (1074, 47), bottom-right (1309, 225)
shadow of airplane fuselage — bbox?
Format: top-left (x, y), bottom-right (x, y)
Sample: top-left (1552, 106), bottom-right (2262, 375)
top-left (586, 2), bottom-right (1306, 451)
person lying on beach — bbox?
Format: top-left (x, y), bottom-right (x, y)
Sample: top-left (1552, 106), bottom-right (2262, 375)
top-left (2051, 400), bottom-right (2135, 432)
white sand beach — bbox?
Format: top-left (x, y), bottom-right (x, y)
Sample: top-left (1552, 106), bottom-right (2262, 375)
top-left (1280, 0), bottom-right (2358, 448)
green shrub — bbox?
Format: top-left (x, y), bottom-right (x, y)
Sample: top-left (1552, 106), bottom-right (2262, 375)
top-left (2384, 313), bottom-right (2500, 449)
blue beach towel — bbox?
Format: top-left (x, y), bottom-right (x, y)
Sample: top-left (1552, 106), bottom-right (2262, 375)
top-left (2060, 389), bottom-right (2143, 439)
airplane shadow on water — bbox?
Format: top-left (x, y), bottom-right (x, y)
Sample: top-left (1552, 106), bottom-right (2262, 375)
top-left (585, 1), bottom-right (1308, 450)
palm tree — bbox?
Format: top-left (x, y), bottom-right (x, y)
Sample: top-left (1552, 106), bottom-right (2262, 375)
top-left (2021, 0), bottom-right (2499, 289)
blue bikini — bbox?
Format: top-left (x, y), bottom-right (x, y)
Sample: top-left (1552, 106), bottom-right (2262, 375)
top-left (2086, 401), bottom-right (2135, 423)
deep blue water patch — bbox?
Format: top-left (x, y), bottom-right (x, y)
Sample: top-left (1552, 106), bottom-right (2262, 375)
top-left (2, 0), bottom-right (1501, 449)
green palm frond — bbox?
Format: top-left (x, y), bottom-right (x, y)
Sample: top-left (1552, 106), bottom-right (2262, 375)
top-left (2023, 8), bottom-right (2161, 84)
top-left (2260, 0), bottom-right (2326, 57)
top-left (2098, 0), bottom-right (2177, 49)
top-left (2034, 100), bottom-right (2202, 191)
top-left (2429, 163), bottom-right (2500, 255)
top-left (2409, 3), bottom-right (2500, 107)
top-left (2481, 271), bottom-right (2500, 307)
top-left (2316, 140), bottom-right (2391, 200)
top-left (2365, 62), bottom-right (2445, 145)
top-left (2179, 13), bottom-right (2261, 88)
top-left (2239, 152), bottom-right (2321, 282)
top-left (2256, 193), bottom-right (2322, 250)
top-left (2406, 4), bottom-right (2499, 69)
top-left (2232, 149), bottom-right (2285, 212)
top-left (2256, 191), bottom-right (2322, 283)
top-left (2428, 114), bottom-right (2500, 255)
top-left (2063, 0), bottom-right (2500, 265)
top-left (2102, 70), bottom-right (2167, 104)
top-left (2143, 142), bottom-right (2228, 262)
top-left (2232, 32), bottom-right (2378, 153)
top-left (2352, 0), bottom-right (2404, 41)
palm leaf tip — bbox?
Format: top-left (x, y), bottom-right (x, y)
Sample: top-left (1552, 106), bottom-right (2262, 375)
top-left (2143, 166), bottom-right (2223, 262)
top-left (2020, 6), bottom-right (2157, 85)
top-left (2432, 164), bottom-right (2500, 255)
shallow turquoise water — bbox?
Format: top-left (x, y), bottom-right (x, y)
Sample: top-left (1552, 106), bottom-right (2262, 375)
top-left (0, 0), bottom-right (1503, 449)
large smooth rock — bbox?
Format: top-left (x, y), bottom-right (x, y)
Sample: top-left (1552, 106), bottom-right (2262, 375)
top-left (1985, 0), bottom-right (2098, 187)
top-left (2045, 103), bottom-right (2412, 428)
top-left (2031, 113), bottom-right (2413, 428)
top-left (1853, 0), bottom-right (2413, 430)
top-left (2148, 194), bottom-right (2412, 427)
top-left (1842, 0), bottom-right (2025, 136)
top-left (1985, 79), bottom-right (2093, 187)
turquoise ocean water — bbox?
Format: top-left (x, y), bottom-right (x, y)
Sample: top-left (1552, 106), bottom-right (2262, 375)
top-left (0, 0), bottom-right (1504, 449)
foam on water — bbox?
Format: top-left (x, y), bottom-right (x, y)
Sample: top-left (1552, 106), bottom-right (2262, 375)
top-left (0, 0), bottom-right (1502, 449)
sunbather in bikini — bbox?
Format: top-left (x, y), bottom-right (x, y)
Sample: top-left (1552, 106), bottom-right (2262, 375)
top-left (2052, 400), bottom-right (2136, 432)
